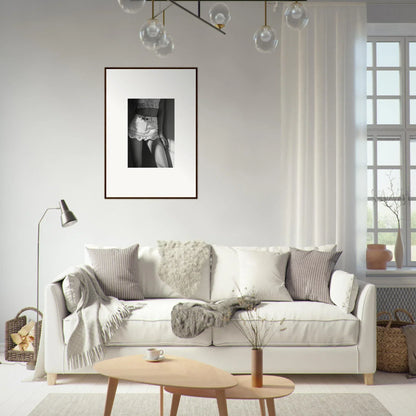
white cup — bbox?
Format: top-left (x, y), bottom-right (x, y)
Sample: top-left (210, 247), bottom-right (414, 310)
top-left (145, 348), bottom-right (164, 361)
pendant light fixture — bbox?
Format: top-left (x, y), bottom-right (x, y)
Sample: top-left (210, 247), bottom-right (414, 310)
top-left (285, 1), bottom-right (310, 30)
top-left (253, 0), bottom-right (278, 53)
top-left (156, 9), bottom-right (174, 57)
top-left (209, 3), bottom-right (231, 29)
top-left (117, 0), bottom-right (146, 14)
top-left (139, 0), bottom-right (166, 50)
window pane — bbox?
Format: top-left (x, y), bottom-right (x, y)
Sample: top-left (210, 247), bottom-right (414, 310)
top-left (411, 137), bottom-right (416, 165)
top-left (367, 140), bottom-right (374, 165)
top-left (367, 232), bottom-right (374, 244)
top-left (377, 232), bottom-right (395, 259)
top-left (376, 42), bottom-right (400, 67)
top-left (411, 233), bottom-right (416, 262)
top-left (367, 71), bottom-right (373, 95)
top-left (377, 169), bottom-right (401, 197)
top-left (410, 70), bottom-right (416, 95)
top-left (377, 70), bottom-right (400, 95)
top-left (377, 140), bottom-right (400, 165)
top-left (367, 99), bottom-right (373, 124)
top-left (411, 201), bottom-right (416, 228)
top-left (378, 202), bottom-right (399, 229)
top-left (368, 170), bottom-right (374, 196)
top-left (377, 99), bottom-right (401, 124)
top-left (410, 42), bottom-right (416, 67)
top-left (367, 42), bottom-right (373, 67)
top-left (411, 99), bottom-right (416, 124)
top-left (367, 201), bottom-right (374, 228)
top-left (411, 169), bottom-right (416, 196)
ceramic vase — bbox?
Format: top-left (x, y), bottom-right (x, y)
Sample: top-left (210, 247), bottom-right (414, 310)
top-left (366, 244), bottom-right (392, 270)
top-left (251, 348), bottom-right (263, 387)
top-left (395, 229), bottom-right (404, 269)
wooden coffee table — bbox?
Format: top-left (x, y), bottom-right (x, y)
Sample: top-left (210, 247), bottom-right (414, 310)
top-left (165, 375), bottom-right (295, 416)
top-left (93, 355), bottom-right (237, 416)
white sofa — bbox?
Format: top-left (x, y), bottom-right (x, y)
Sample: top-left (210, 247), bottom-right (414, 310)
top-left (44, 245), bottom-right (376, 385)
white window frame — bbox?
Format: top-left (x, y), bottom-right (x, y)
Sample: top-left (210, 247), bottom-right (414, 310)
top-left (367, 36), bottom-right (416, 267)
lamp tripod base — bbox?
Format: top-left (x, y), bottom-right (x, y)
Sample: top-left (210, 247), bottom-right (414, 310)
top-left (26, 361), bottom-right (36, 370)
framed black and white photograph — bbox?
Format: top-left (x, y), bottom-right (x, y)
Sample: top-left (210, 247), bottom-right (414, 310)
top-left (105, 67), bottom-right (197, 198)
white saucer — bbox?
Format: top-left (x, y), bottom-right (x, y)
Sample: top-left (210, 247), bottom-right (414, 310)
top-left (145, 355), bottom-right (165, 362)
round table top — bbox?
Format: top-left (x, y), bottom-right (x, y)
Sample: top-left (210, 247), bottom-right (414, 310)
top-left (93, 355), bottom-right (237, 390)
top-left (165, 375), bottom-right (295, 400)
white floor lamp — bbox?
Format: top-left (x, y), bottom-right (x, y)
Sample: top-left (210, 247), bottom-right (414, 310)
top-left (29, 200), bottom-right (77, 369)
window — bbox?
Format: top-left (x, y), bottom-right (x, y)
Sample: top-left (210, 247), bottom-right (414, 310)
top-left (367, 37), bottom-right (416, 266)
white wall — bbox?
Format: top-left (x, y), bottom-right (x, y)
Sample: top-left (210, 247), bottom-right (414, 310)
top-left (0, 1), bottom-right (283, 342)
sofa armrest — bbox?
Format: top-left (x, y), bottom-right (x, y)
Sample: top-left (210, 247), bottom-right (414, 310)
top-left (353, 280), bottom-right (377, 373)
top-left (44, 282), bottom-right (69, 373)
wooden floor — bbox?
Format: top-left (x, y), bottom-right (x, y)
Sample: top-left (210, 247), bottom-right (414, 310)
top-left (0, 353), bottom-right (415, 416)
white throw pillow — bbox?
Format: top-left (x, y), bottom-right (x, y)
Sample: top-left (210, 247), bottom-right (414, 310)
top-left (62, 271), bottom-right (82, 313)
top-left (330, 270), bottom-right (359, 313)
top-left (237, 249), bottom-right (292, 301)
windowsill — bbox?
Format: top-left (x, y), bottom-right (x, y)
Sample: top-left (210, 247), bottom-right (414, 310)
top-left (366, 268), bottom-right (416, 287)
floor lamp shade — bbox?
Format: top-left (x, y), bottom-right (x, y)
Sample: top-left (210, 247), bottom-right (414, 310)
top-left (59, 200), bottom-right (77, 227)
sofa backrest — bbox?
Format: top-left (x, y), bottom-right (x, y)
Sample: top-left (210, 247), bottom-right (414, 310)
top-left (210, 244), bottom-right (337, 301)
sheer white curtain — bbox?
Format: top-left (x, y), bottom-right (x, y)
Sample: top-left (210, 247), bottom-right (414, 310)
top-left (278, 3), bottom-right (367, 273)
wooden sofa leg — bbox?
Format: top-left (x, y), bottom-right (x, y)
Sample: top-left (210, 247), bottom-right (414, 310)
top-left (47, 373), bottom-right (58, 385)
top-left (363, 373), bottom-right (374, 385)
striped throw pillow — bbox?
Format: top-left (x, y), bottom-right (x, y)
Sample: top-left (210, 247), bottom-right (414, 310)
top-left (286, 248), bottom-right (342, 303)
top-left (85, 244), bottom-right (143, 300)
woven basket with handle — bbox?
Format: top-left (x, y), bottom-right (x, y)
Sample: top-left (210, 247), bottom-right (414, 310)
top-left (376, 308), bottom-right (414, 373)
top-left (5, 307), bottom-right (43, 363)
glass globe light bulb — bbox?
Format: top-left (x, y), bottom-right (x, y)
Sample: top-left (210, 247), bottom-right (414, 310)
top-left (209, 3), bottom-right (231, 29)
top-left (139, 19), bottom-right (165, 50)
top-left (117, 0), bottom-right (146, 14)
top-left (284, 1), bottom-right (309, 30)
top-left (253, 25), bottom-right (278, 53)
top-left (156, 34), bottom-right (174, 57)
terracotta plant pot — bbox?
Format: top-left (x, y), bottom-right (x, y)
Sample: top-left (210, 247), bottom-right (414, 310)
top-left (366, 244), bottom-right (392, 270)
top-left (251, 348), bottom-right (263, 387)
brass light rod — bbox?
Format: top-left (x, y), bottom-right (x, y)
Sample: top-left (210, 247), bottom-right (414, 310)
top-left (167, 0), bottom-right (226, 35)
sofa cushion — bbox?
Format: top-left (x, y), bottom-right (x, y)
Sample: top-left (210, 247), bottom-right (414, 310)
top-left (286, 249), bottom-right (342, 303)
top-left (66, 298), bottom-right (211, 347)
top-left (237, 249), bottom-right (292, 301)
top-left (330, 270), bottom-right (359, 313)
top-left (139, 247), bottom-right (210, 300)
top-left (213, 301), bottom-right (359, 347)
top-left (85, 244), bottom-right (143, 300)
top-left (210, 244), bottom-right (336, 301)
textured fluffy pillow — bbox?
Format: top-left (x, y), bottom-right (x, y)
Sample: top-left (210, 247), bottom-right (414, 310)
top-left (157, 240), bottom-right (211, 298)
top-left (330, 270), bottom-right (359, 313)
top-left (237, 249), bottom-right (292, 301)
top-left (85, 244), bottom-right (143, 300)
top-left (286, 248), bottom-right (342, 303)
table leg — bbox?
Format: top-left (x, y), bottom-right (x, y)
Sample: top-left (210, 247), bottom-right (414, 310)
top-left (259, 399), bottom-right (266, 416)
top-left (266, 398), bottom-right (276, 416)
top-left (169, 393), bottom-right (181, 416)
top-left (215, 389), bottom-right (228, 416)
top-left (160, 386), bottom-right (164, 416)
top-left (104, 377), bottom-right (118, 416)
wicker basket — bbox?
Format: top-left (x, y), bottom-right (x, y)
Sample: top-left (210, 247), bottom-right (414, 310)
top-left (376, 308), bottom-right (414, 373)
top-left (5, 307), bottom-right (43, 363)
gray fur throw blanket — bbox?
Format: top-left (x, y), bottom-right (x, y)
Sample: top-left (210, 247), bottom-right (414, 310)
top-left (171, 296), bottom-right (261, 338)
top-left (158, 240), bottom-right (211, 297)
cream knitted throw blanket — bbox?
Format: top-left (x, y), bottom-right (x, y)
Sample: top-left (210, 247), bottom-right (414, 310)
top-left (62, 265), bottom-right (143, 369)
